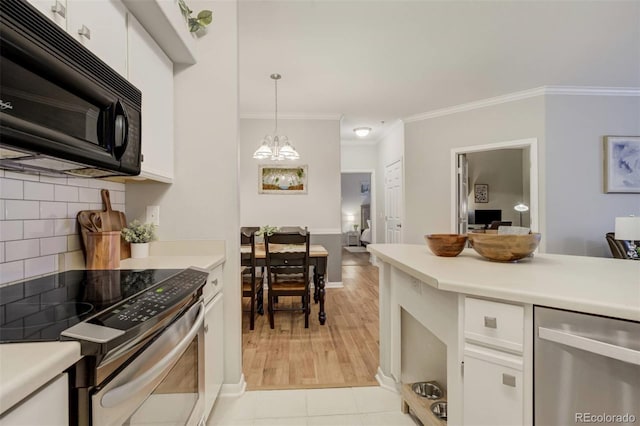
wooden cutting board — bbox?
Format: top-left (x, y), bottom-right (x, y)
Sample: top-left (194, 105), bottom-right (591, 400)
top-left (101, 189), bottom-right (131, 260)
top-left (77, 189), bottom-right (130, 260)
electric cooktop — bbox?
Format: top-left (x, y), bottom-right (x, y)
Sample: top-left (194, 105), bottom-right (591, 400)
top-left (0, 269), bottom-right (183, 343)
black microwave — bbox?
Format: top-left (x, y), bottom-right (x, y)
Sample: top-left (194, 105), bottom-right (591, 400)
top-left (0, 0), bottom-right (141, 178)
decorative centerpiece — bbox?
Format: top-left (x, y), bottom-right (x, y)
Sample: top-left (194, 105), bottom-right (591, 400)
top-left (467, 232), bottom-right (541, 262)
top-left (424, 234), bottom-right (468, 257)
top-left (121, 220), bottom-right (156, 258)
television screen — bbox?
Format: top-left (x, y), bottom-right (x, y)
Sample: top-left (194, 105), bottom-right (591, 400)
top-left (473, 209), bottom-right (502, 226)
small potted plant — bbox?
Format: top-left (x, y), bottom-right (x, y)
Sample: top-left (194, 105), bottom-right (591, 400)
top-left (122, 220), bottom-right (156, 258)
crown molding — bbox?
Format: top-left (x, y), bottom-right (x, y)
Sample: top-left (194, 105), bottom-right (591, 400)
top-left (240, 113), bottom-right (343, 120)
top-left (404, 86), bottom-right (640, 123)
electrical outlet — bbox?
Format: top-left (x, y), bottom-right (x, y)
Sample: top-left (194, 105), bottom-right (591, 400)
top-left (146, 205), bottom-right (160, 226)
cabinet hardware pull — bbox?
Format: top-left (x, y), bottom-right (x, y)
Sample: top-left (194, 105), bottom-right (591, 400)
top-left (78, 25), bottom-right (91, 40)
top-left (51, 1), bottom-right (65, 18)
top-left (484, 316), bottom-right (497, 328)
top-left (502, 374), bottom-right (516, 387)
top-left (204, 324), bottom-right (209, 333)
top-left (211, 278), bottom-right (218, 286)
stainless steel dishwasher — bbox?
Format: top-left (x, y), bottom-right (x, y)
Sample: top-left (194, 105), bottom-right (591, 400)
top-left (534, 306), bottom-right (640, 425)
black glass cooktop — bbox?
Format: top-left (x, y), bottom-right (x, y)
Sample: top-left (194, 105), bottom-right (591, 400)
top-left (0, 269), bottom-right (182, 343)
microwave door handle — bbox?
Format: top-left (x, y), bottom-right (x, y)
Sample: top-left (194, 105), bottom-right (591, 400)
top-left (100, 301), bottom-right (205, 409)
top-left (113, 101), bottom-right (129, 159)
top-left (538, 327), bottom-right (640, 366)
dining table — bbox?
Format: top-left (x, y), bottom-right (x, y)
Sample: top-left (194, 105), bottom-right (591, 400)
top-left (241, 243), bottom-right (329, 325)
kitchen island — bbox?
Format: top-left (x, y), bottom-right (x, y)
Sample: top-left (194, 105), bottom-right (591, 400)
top-left (368, 244), bottom-right (640, 426)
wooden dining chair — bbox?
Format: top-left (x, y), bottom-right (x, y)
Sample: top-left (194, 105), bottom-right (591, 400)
top-left (264, 229), bottom-right (311, 328)
top-left (241, 227), bottom-right (262, 330)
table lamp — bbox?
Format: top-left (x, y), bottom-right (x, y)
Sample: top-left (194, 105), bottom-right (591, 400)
top-left (615, 216), bottom-right (640, 258)
top-left (513, 203), bottom-right (529, 227)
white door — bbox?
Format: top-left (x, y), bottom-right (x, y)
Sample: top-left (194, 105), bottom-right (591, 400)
top-left (384, 160), bottom-right (403, 243)
top-left (457, 153), bottom-right (469, 234)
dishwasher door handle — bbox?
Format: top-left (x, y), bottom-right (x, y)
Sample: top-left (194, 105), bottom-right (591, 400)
top-left (538, 327), bottom-right (640, 366)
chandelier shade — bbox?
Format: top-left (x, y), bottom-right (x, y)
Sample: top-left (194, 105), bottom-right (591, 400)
top-left (253, 74), bottom-right (300, 161)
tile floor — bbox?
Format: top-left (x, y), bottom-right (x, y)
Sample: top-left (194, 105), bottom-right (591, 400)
top-left (207, 386), bottom-right (417, 426)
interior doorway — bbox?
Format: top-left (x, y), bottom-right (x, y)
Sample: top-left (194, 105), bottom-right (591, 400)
top-left (384, 159), bottom-right (403, 243)
top-left (340, 170), bottom-right (375, 262)
top-left (451, 138), bottom-right (539, 245)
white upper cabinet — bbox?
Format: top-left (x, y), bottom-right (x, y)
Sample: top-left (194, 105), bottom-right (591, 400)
top-left (25, 0), bottom-right (67, 29)
top-left (127, 13), bottom-right (175, 183)
top-left (66, 0), bottom-right (128, 76)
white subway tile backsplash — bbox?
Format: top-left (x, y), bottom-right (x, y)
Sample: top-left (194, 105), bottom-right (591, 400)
top-left (0, 260), bottom-right (24, 285)
top-left (0, 200), bottom-right (4, 220)
top-left (39, 175), bottom-right (68, 185)
top-left (67, 178), bottom-right (90, 187)
top-left (0, 178), bottom-right (24, 199)
top-left (40, 236), bottom-right (67, 256)
top-left (25, 255), bottom-right (57, 277)
top-left (24, 220), bottom-right (55, 239)
top-left (112, 204), bottom-right (126, 214)
top-left (40, 202), bottom-right (67, 219)
top-left (54, 185), bottom-right (79, 202)
top-left (79, 187), bottom-right (101, 203)
top-left (0, 242), bottom-right (4, 263)
top-left (24, 181), bottom-right (54, 200)
top-left (89, 180), bottom-right (125, 191)
top-left (54, 218), bottom-right (76, 236)
top-left (67, 234), bottom-right (81, 252)
top-left (89, 203), bottom-right (103, 210)
top-left (5, 200), bottom-right (39, 220)
top-left (5, 239), bottom-right (40, 261)
top-left (4, 171), bottom-right (39, 181)
top-left (67, 202), bottom-right (90, 219)
top-left (0, 221), bottom-right (23, 242)
top-left (111, 191), bottom-right (126, 205)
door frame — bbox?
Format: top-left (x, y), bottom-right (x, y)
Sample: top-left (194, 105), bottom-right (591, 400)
top-left (450, 138), bottom-right (540, 248)
top-left (340, 169), bottom-right (377, 244)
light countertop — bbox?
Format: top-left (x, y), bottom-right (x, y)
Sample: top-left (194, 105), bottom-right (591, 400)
top-left (0, 240), bottom-right (226, 416)
top-left (368, 244), bottom-right (640, 321)
top-left (0, 341), bottom-right (81, 415)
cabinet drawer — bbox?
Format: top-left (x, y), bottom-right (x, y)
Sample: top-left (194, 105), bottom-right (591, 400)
top-left (464, 297), bottom-right (524, 353)
top-left (203, 266), bottom-right (223, 304)
top-left (463, 349), bottom-right (523, 426)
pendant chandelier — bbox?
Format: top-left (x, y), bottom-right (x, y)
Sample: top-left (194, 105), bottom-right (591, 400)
top-left (253, 73), bottom-right (300, 161)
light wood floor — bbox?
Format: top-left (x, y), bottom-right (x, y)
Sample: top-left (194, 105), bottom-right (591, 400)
top-left (242, 249), bottom-right (379, 390)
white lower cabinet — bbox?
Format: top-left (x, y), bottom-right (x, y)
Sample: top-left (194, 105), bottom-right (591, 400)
top-left (204, 292), bottom-right (224, 420)
top-left (0, 374), bottom-right (68, 425)
top-left (463, 347), bottom-right (523, 426)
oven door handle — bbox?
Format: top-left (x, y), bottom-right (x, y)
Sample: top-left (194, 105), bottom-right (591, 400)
top-left (538, 326), bottom-right (640, 366)
top-left (100, 301), bottom-right (205, 408)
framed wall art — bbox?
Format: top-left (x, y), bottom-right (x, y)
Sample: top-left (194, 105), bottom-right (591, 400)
top-left (474, 184), bottom-right (489, 203)
top-left (604, 136), bottom-right (640, 193)
top-left (259, 165), bottom-right (308, 194)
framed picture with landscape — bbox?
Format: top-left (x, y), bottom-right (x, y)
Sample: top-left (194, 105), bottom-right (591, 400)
top-left (604, 136), bottom-right (640, 193)
top-left (259, 165), bottom-right (308, 194)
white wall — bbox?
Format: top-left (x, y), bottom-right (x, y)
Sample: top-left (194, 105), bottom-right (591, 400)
top-left (341, 172), bottom-right (370, 232)
top-left (544, 95), bottom-right (640, 257)
top-left (239, 118), bottom-right (341, 233)
top-left (0, 173), bottom-right (125, 284)
top-left (126, 0), bottom-right (242, 386)
top-left (466, 149), bottom-right (525, 226)
top-left (376, 120), bottom-right (405, 243)
top-left (341, 142), bottom-right (377, 171)
top-left (404, 97), bottom-right (546, 244)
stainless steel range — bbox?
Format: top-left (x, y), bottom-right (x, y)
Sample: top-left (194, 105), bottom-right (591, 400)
top-left (0, 267), bottom-right (209, 425)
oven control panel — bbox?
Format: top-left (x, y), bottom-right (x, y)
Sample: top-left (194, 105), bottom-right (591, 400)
top-left (88, 268), bottom-right (208, 330)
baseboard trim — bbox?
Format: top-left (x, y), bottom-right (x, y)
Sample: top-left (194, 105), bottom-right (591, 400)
top-left (325, 281), bottom-right (343, 288)
top-left (375, 367), bottom-right (399, 393)
top-left (220, 374), bottom-right (247, 397)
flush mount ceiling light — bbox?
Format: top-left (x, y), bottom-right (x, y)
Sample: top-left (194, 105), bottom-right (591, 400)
top-left (253, 74), bottom-right (299, 161)
top-left (353, 127), bottom-right (371, 138)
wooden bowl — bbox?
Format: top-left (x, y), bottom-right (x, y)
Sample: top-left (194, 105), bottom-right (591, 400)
top-left (424, 234), bottom-right (468, 257)
top-left (467, 233), bottom-right (541, 262)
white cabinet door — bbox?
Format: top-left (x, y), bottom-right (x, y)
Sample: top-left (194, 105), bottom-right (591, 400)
top-left (25, 0), bottom-right (67, 29)
top-left (463, 354), bottom-right (523, 426)
top-left (66, 0), bottom-right (128, 76)
top-left (204, 293), bottom-right (224, 420)
top-left (0, 374), bottom-right (68, 426)
top-left (127, 13), bottom-right (175, 182)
